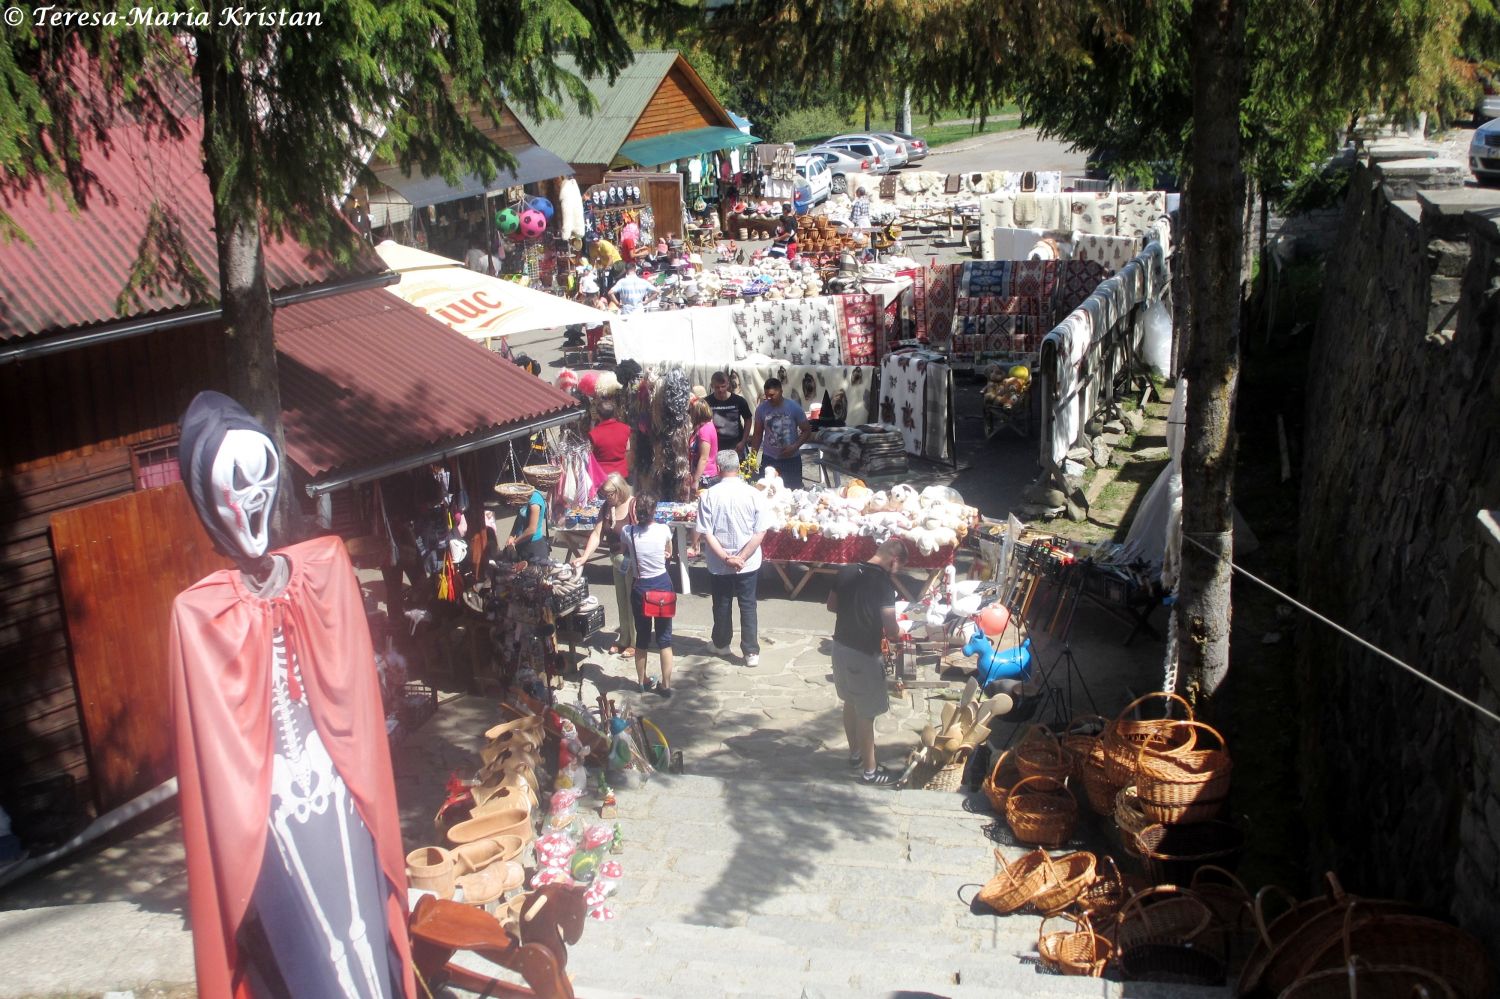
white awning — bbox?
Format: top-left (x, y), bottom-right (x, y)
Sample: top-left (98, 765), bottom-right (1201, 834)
top-left (374, 241), bottom-right (614, 341)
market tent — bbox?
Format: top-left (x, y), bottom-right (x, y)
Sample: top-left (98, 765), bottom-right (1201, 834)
top-left (618, 126), bottom-right (758, 167)
top-left (372, 145), bottom-right (573, 210)
top-left (374, 240), bottom-right (613, 342)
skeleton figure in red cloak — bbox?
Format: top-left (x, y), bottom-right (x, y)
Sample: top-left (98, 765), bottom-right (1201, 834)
top-left (169, 391), bottom-right (415, 999)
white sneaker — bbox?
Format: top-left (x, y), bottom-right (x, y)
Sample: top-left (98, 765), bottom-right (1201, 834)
top-left (745, 654), bottom-right (760, 667)
top-left (711, 644), bottom-right (732, 656)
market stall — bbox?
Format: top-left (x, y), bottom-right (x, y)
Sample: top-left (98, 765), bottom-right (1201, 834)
top-left (755, 477), bottom-right (979, 600)
top-left (375, 241), bottom-right (615, 347)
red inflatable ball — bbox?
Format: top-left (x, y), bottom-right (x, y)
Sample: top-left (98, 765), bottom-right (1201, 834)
top-left (976, 603), bottom-right (1011, 637)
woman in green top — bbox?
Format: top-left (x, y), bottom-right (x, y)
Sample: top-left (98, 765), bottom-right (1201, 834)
top-left (504, 487), bottom-right (550, 561)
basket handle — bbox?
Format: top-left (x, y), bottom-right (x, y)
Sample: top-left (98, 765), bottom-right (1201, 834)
top-left (1037, 910), bottom-right (1090, 947)
top-left (1190, 863), bottom-right (1250, 901)
top-left (1112, 690), bottom-right (1195, 725)
top-left (1164, 719), bottom-right (1226, 752)
top-left (1117, 885), bottom-right (1214, 939)
top-left (1007, 774), bottom-right (1068, 797)
top-left (987, 748), bottom-right (1014, 784)
top-left (1251, 883), bottom-right (1300, 949)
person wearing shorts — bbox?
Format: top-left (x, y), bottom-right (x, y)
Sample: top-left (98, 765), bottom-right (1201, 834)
top-left (622, 494), bottom-right (676, 698)
top-left (826, 538), bottom-right (906, 786)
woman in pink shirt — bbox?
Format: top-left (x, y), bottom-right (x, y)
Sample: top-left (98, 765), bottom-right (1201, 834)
top-left (690, 400), bottom-right (720, 489)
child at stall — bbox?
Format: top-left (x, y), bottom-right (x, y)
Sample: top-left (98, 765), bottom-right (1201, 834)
top-left (690, 400), bottom-right (720, 489)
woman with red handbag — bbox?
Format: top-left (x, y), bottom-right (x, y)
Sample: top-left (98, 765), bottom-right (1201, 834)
top-left (622, 493), bottom-right (676, 697)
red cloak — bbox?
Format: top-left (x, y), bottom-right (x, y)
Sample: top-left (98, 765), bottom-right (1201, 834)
top-left (169, 535), bottom-right (415, 999)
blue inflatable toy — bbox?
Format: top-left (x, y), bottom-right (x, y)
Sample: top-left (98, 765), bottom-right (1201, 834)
top-left (964, 632), bottom-right (1033, 688)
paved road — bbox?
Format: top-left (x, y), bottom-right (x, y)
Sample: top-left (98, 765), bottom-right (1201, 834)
top-left (923, 126), bottom-right (1091, 177)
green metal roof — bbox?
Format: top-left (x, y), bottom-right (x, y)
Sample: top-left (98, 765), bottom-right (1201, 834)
top-left (513, 51), bottom-right (681, 166)
top-left (619, 127), bottom-right (758, 167)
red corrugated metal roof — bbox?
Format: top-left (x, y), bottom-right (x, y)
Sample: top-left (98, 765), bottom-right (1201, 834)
top-left (0, 113), bottom-right (385, 342)
top-left (276, 289), bottom-right (580, 481)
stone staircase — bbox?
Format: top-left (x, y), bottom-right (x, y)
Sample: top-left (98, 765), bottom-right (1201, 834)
top-left (457, 772), bottom-right (1232, 999)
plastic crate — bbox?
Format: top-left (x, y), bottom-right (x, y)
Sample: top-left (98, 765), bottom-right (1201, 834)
top-left (559, 603), bottom-right (605, 640)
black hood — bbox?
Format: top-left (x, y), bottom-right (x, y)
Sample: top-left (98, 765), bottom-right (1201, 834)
top-left (178, 391), bottom-right (276, 557)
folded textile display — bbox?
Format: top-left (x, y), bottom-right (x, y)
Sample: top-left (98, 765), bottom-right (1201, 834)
top-left (813, 425), bottom-right (909, 476)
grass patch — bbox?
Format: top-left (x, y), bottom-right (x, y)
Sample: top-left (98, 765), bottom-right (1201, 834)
top-left (777, 106), bottom-right (1022, 148)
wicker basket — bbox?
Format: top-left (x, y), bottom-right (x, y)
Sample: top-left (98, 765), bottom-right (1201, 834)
top-left (1296, 903), bottom-right (1491, 999)
top-left (522, 463), bottom-right (563, 490)
top-left (1015, 725), bottom-right (1073, 782)
top-left (923, 747), bottom-right (971, 792)
top-left (1029, 850), bottom-right (1097, 916)
top-left (1078, 741), bottom-right (1119, 816)
top-left (1076, 854), bottom-right (1129, 920)
top-left (495, 481), bottom-right (534, 505)
top-left (977, 848), bottom-right (1055, 915)
top-left (1135, 820), bottom-right (1246, 886)
top-left (1281, 958), bottom-right (1456, 999)
top-left (1188, 864), bottom-right (1253, 940)
top-left (1114, 885), bottom-right (1217, 954)
top-left (981, 748), bottom-right (1021, 813)
top-left (1136, 720), bottom-right (1233, 824)
top-left (1118, 943), bottom-right (1226, 986)
top-left (1114, 785), bottom-right (1153, 855)
top-left (1038, 912), bottom-right (1115, 977)
top-left (1005, 775), bottom-right (1078, 848)
top-left (1102, 692), bottom-right (1195, 787)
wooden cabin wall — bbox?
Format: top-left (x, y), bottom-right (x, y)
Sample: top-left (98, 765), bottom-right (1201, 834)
top-left (0, 321), bottom-right (227, 813)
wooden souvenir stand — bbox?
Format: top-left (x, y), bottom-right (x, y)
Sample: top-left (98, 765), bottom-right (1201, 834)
top-left (594, 171), bottom-right (686, 246)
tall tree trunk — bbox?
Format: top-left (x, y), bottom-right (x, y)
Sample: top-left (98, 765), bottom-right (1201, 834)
top-left (1175, 0), bottom-right (1247, 711)
top-left (864, 98), bottom-right (872, 132)
top-left (895, 86), bottom-right (912, 134)
top-left (197, 27), bottom-right (297, 538)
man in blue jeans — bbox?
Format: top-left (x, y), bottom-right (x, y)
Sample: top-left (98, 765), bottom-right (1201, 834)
top-left (749, 377), bottom-right (811, 489)
top-left (688, 451), bottom-right (774, 666)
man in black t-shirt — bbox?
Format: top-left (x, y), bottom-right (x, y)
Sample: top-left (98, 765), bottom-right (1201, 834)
top-left (826, 538), bottom-right (907, 786)
top-left (707, 371), bottom-right (752, 456)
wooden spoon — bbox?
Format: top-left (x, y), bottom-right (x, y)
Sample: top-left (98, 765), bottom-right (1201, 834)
top-left (920, 723), bottom-right (937, 749)
top-left (976, 692), bottom-right (1015, 724)
top-left (939, 701), bottom-right (957, 733)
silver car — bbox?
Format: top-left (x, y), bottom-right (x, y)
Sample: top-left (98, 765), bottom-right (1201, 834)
top-left (805, 144), bottom-right (889, 194)
top-left (830, 132), bottom-right (909, 169)
top-left (1470, 119), bottom-right (1500, 185)
top-left (884, 131), bottom-right (929, 163)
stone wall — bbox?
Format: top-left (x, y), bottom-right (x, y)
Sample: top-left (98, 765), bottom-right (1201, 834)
top-left (1299, 157), bottom-right (1500, 963)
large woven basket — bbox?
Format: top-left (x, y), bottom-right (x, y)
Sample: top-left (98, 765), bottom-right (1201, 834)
top-left (1294, 903), bottom-right (1491, 999)
top-left (495, 481), bottom-right (534, 505)
top-left (1281, 958), bottom-right (1456, 999)
top-left (1136, 720), bottom-right (1232, 824)
top-left (1038, 912), bottom-right (1114, 977)
top-left (1135, 820), bottom-right (1246, 886)
top-left (1102, 692), bottom-right (1195, 787)
top-left (1015, 725), bottom-right (1073, 783)
top-left (1114, 885), bottom-right (1217, 954)
top-left (977, 848), bottom-right (1055, 915)
top-left (1079, 742), bottom-right (1120, 816)
top-left (523, 463), bottom-right (563, 490)
top-left (1005, 774), bottom-right (1078, 848)
top-left (1075, 853), bottom-right (1130, 921)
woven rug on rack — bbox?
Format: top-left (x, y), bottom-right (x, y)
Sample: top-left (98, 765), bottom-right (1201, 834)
top-left (1050, 260), bottom-right (1110, 325)
top-left (837, 294), bottom-right (879, 366)
top-left (923, 264), bottom-right (959, 349)
top-left (1071, 232), bottom-right (1142, 275)
top-left (878, 350), bottom-right (954, 462)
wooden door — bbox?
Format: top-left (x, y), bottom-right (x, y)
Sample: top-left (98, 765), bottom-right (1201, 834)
top-left (51, 482), bottom-right (227, 811)
top-left (645, 175), bottom-right (685, 242)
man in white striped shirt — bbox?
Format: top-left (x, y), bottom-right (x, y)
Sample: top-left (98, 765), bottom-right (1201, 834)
top-left (689, 450), bottom-right (774, 666)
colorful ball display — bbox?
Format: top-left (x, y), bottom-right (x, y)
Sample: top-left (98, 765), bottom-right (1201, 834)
top-left (496, 207), bottom-right (521, 234)
top-left (519, 209), bottom-right (547, 238)
top-left (526, 196), bottom-right (555, 221)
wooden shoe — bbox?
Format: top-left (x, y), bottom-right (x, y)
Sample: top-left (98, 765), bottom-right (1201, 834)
top-left (447, 806), bottom-right (533, 846)
top-left (455, 860), bottom-right (524, 907)
top-left (406, 846), bottom-right (456, 898)
top-left (453, 834), bottom-right (527, 875)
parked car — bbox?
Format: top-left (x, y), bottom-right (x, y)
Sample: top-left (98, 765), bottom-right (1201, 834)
top-left (1470, 118), bottom-right (1500, 185)
top-left (830, 132), bottom-right (909, 169)
top-left (794, 153), bottom-right (832, 205)
top-left (885, 131), bottom-right (929, 162)
top-left (804, 145), bottom-right (888, 194)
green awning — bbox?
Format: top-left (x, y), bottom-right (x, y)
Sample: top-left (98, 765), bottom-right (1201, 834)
top-left (618, 127), bottom-right (759, 166)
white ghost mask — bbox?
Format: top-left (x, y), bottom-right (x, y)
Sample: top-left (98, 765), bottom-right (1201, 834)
top-left (210, 428), bottom-right (279, 558)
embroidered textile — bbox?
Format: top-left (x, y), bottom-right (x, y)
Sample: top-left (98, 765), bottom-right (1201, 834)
top-left (878, 350), bottom-right (954, 461)
top-left (1071, 232), bottom-right (1142, 274)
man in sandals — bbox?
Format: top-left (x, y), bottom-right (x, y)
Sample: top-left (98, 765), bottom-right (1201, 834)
top-left (826, 538), bottom-right (906, 786)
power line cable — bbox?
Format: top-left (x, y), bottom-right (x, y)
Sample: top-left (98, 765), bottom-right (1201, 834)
top-left (1180, 532), bottom-right (1500, 726)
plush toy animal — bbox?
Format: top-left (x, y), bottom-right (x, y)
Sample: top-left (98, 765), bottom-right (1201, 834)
top-left (963, 632), bottom-right (1033, 689)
